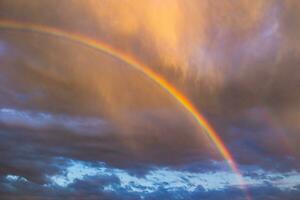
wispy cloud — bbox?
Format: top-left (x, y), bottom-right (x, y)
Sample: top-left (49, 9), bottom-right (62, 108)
top-left (49, 160), bottom-right (300, 193)
top-left (0, 108), bottom-right (108, 134)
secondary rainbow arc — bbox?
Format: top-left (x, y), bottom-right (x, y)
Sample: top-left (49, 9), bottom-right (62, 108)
top-left (0, 19), bottom-right (249, 195)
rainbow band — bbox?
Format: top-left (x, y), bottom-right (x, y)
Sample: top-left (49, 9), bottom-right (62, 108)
top-left (0, 19), bottom-right (247, 191)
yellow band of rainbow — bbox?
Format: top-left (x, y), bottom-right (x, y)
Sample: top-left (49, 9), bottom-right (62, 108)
top-left (0, 19), bottom-right (248, 195)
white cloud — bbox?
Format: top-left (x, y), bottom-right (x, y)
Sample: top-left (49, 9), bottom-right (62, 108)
top-left (48, 160), bottom-right (300, 193)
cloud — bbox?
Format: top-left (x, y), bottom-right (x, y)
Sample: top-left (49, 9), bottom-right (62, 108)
top-left (48, 160), bottom-right (300, 193)
top-left (0, 108), bottom-right (108, 134)
top-left (2, 159), bottom-right (300, 200)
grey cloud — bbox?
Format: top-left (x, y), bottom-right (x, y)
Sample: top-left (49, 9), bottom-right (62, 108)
top-left (0, 108), bottom-right (109, 134)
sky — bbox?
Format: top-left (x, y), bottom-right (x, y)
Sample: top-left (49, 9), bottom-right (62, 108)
top-left (0, 0), bottom-right (300, 199)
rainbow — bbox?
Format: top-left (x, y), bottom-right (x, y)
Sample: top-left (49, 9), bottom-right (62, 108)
top-left (0, 19), bottom-right (249, 195)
